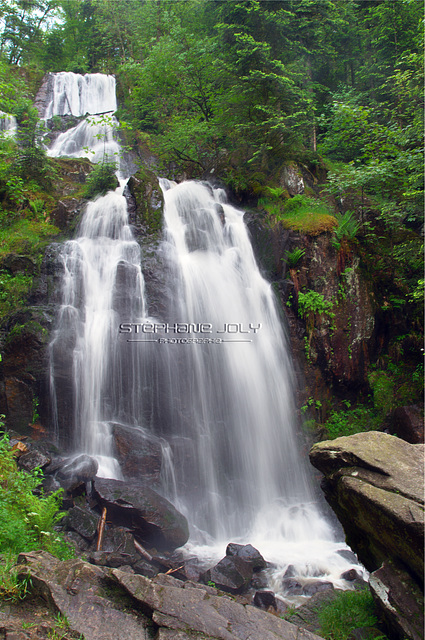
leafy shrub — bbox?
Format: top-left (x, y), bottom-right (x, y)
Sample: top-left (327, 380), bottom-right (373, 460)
top-left (332, 210), bottom-right (361, 249)
top-left (368, 370), bottom-right (396, 416)
top-left (83, 161), bottom-right (118, 199)
top-left (0, 431), bottom-right (72, 559)
top-left (298, 290), bottom-right (334, 319)
top-left (0, 271), bottom-right (33, 318)
top-left (323, 405), bottom-right (379, 439)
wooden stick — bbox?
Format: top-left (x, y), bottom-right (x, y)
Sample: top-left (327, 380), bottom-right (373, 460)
top-left (164, 565), bottom-right (184, 575)
top-left (133, 537), bottom-right (153, 563)
top-left (96, 507), bottom-right (107, 551)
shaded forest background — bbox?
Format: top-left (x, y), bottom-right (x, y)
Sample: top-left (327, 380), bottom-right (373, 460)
top-left (0, 0), bottom-right (423, 434)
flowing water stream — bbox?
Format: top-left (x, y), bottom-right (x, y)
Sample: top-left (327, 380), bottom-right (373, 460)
top-left (47, 72), bottom-right (363, 601)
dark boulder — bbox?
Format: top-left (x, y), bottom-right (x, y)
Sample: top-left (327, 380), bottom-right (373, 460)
top-left (65, 505), bottom-right (99, 541)
top-left (88, 550), bottom-right (139, 569)
top-left (282, 577), bottom-right (304, 596)
top-left (201, 555), bottom-right (254, 594)
top-left (389, 405), bottom-right (424, 444)
top-left (93, 477), bottom-right (189, 551)
top-left (17, 448), bottom-right (51, 472)
top-left (55, 454), bottom-right (99, 491)
top-left (253, 590), bottom-right (277, 610)
top-left (226, 543), bottom-right (267, 571)
top-left (340, 568), bottom-right (362, 582)
top-left (100, 526), bottom-right (140, 556)
top-left (302, 581), bottom-right (334, 596)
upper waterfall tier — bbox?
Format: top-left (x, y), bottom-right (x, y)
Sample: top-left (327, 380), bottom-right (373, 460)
top-left (43, 72), bottom-right (117, 119)
top-left (0, 112), bottom-right (17, 138)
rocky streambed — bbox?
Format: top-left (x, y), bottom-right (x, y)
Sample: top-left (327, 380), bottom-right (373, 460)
top-left (2, 429), bottom-right (423, 640)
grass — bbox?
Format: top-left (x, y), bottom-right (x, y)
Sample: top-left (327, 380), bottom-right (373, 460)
top-left (0, 555), bottom-right (32, 601)
top-left (318, 588), bottom-right (386, 640)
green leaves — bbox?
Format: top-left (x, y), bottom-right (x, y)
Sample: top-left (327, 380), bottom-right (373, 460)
top-left (0, 431), bottom-right (72, 558)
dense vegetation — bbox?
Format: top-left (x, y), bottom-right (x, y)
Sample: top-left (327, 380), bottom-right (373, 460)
top-left (0, 0), bottom-right (423, 430)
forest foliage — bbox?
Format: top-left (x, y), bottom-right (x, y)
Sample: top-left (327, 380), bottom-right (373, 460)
top-left (0, 0), bottom-right (423, 398)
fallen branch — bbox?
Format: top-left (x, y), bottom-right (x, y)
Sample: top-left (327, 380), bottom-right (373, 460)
top-left (133, 537), bottom-right (153, 563)
top-left (96, 507), bottom-right (107, 551)
top-left (164, 565), bottom-right (184, 576)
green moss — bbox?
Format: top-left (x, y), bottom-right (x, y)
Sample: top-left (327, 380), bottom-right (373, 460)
top-left (0, 219), bottom-right (60, 256)
top-left (128, 167), bottom-right (164, 234)
top-left (259, 192), bottom-right (337, 235)
top-left (318, 588), bottom-right (384, 640)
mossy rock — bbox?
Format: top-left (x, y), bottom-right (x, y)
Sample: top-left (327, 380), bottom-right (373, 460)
top-left (127, 167), bottom-right (164, 234)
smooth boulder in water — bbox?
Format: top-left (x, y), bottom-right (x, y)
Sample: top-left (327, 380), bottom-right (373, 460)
top-left (93, 477), bottom-right (189, 551)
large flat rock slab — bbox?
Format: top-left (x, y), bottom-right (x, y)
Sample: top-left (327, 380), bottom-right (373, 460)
top-left (112, 569), bottom-right (325, 640)
top-left (309, 432), bottom-right (424, 582)
top-left (17, 551), bottom-right (152, 640)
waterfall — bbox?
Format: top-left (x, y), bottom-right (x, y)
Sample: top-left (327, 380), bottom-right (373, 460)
top-left (44, 72), bottom-right (122, 172)
top-left (44, 72), bottom-right (117, 119)
top-left (153, 180), bottom-right (352, 586)
top-left (48, 73), bottom-right (149, 477)
top-left (46, 72), bottom-right (361, 595)
top-left (0, 112), bottom-right (17, 138)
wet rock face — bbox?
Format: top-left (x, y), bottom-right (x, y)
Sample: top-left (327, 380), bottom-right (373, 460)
top-left (111, 422), bottom-right (163, 484)
top-left (369, 561), bottom-right (424, 640)
top-left (309, 431), bottom-right (424, 583)
top-left (247, 221), bottom-right (377, 404)
top-left (93, 477), bottom-right (189, 551)
top-left (291, 238), bottom-right (375, 391)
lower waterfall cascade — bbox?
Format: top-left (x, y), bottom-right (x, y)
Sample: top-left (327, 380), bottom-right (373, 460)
top-left (45, 71), bottom-right (365, 603)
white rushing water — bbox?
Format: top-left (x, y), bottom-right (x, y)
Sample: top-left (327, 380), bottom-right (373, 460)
top-left (157, 180), bottom-right (361, 598)
top-left (44, 72), bottom-right (122, 171)
top-left (44, 72), bottom-right (117, 119)
top-left (48, 73), bottom-right (146, 477)
top-left (49, 188), bottom-right (148, 478)
top-left (0, 112), bottom-right (17, 138)
top-left (47, 114), bottom-right (120, 165)
top-left (46, 72), bottom-right (363, 602)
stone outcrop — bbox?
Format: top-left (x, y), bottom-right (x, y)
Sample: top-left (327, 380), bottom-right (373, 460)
top-left (309, 431), bottom-right (424, 640)
top-left (113, 568), bottom-right (325, 640)
top-left (17, 552), bottom-right (150, 640)
top-left (16, 551), bottom-right (326, 640)
top-left (309, 431), bottom-right (424, 582)
top-left (126, 167), bottom-right (164, 235)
